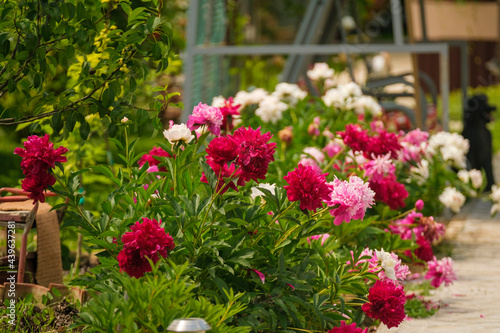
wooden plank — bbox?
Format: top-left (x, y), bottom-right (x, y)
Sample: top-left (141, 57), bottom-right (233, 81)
top-left (410, 0), bottom-right (499, 41)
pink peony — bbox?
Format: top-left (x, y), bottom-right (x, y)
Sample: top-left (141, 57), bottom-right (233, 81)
top-left (364, 130), bottom-right (402, 159)
top-left (352, 248), bottom-right (410, 283)
top-left (327, 321), bottom-right (368, 333)
top-left (14, 134), bottom-right (68, 203)
top-left (187, 103), bottom-right (224, 136)
top-left (363, 153), bottom-right (395, 182)
top-left (425, 256), bottom-right (457, 288)
top-left (117, 218), bottom-right (175, 278)
top-left (283, 164), bottom-right (332, 211)
top-left (362, 280), bottom-right (406, 328)
top-left (323, 140), bottom-right (344, 158)
top-left (338, 124), bottom-right (370, 153)
top-left (206, 136), bottom-right (238, 165)
top-left (307, 233), bottom-right (330, 246)
top-left (325, 176), bottom-right (375, 225)
top-left (414, 235), bottom-right (434, 262)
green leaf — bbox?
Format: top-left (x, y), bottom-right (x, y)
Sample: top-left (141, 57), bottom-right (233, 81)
top-left (102, 88), bottom-right (115, 108)
top-left (80, 119), bottom-right (90, 140)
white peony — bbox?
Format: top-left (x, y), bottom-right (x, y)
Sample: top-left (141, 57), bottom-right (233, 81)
top-left (211, 95), bottom-right (226, 108)
top-left (439, 187), bottom-right (466, 213)
top-left (457, 169), bottom-right (470, 184)
top-left (234, 88), bottom-right (269, 108)
top-left (307, 62), bottom-right (335, 81)
top-left (272, 82), bottom-right (307, 106)
top-left (163, 123), bottom-right (194, 144)
top-left (410, 159), bottom-right (429, 184)
top-left (255, 95), bottom-right (288, 124)
top-left (468, 169), bottom-right (483, 189)
top-left (350, 95), bottom-right (382, 116)
top-left (341, 15), bottom-right (356, 31)
top-left (428, 132), bottom-right (469, 168)
top-left (322, 88), bottom-right (347, 108)
top-left (250, 183), bottom-right (276, 200)
top-left (375, 249), bottom-right (397, 281)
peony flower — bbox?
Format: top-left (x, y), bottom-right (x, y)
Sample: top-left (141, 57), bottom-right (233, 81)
top-left (425, 256), bottom-right (457, 288)
top-left (278, 126), bottom-right (294, 144)
top-left (328, 320), bottom-right (367, 333)
top-left (298, 157), bottom-right (323, 174)
top-left (283, 164), bottom-right (331, 211)
top-left (322, 88), bottom-right (347, 108)
top-left (233, 88), bottom-right (269, 108)
top-left (415, 199), bottom-right (424, 211)
top-left (428, 132), bottom-right (469, 168)
top-left (231, 126), bottom-right (276, 182)
top-left (187, 103), bottom-right (223, 136)
top-left (363, 153), bottom-right (395, 182)
top-left (338, 124), bottom-right (370, 153)
top-left (325, 176), bottom-right (375, 225)
top-left (364, 130), bottom-right (402, 159)
top-left (351, 95), bottom-right (382, 116)
top-left (219, 96), bottom-right (241, 132)
top-left (439, 187), bottom-right (466, 213)
top-left (14, 134), bottom-right (68, 203)
top-left (117, 217), bottom-right (175, 278)
top-left (490, 184), bottom-right (500, 215)
top-left (255, 95), bottom-right (289, 124)
top-left (163, 123), bottom-right (194, 144)
top-left (369, 174), bottom-right (408, 210)
top-left (272, 82), bottom-right (307, 106)
top-left (307, 233), bottom-right (330, 246)
top-left (362, 280), bottom-right (406, 328)
top-left (323, 139), bottom-right (344, 158)
top-left (138, 146), bottom-right (171, 171)
top-left (457, 169), bottom-right (470, 183)
top-left (250, 183), bottom-right (276, 200)
top-left (302, 147), bottom-right (325, 164)
top-left (341, 15), bottom-right (357, 31)
top-left (353, 248), bottom-right (410, 283)
top-left (414, 235), bottom-right (434, 262)
top-left (410, 159), bottom-right (429, 185)
top-left (468, 169), bottom-right (483, 189)
top-left (206, 136), bottom-right (238, 166)
top-left (307, 62), bottom-right (335, 81)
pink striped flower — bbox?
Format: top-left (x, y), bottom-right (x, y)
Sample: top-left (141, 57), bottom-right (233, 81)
top-left (425, 256), bottom-right (457, 288)
top-left (325, 176), bottom-right (375, 225)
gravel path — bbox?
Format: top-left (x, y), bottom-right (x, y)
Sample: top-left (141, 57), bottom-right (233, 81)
top-left (377, 198), bottom-right (500, 333)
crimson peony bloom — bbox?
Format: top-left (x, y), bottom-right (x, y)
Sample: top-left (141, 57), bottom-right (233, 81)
top-left (14, 134), bottom-right (68, 203)
top-left (138, 146), bottom-right (171, 171)
top-left (327, 321), bottom-right (368, 333)
top-left (206, 136), bottom-right (238, 165)
top-left (414, 235), bottom-right (434, 262)
top-left (200, 159), bottom-right (244, 194)
top-left (283, 164), bottom-right (332, 211)
top-left (364, 130), bottom-right (402, 159)
top-left (362, 280), bottom-right (406, 328)
top-left (231, 126), bottom-right (276, 182)
top-left (219, 97), bottom-right (241, 132)
top-left (369, 174), bottom-right (408, 210)
top-left (117, 217), bottom-right (175, 278)
top-left (338, 124), bottom-right (370, 153)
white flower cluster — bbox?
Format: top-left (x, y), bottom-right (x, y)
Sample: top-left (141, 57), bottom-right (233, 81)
top-left (410, 159), bottom-right (429, 185)
top-left (322, 81), bottom-right (382, 116)
top-left (439, 187), bottom-right (466, 213)
top-left (307, 62), bottom-right (335, 81)
top-left (255, 95), bottom-right (289, 124)
top-left (428, 132), bottom-right (469, 168)
top-left (234, 88), bottom-right (268, 108)
top-left (272, 82), bottom-right (307, 106)
top-left (457, 169), bottom-right (483, 189)
top-left (490, 184), bottom-right (500, 215)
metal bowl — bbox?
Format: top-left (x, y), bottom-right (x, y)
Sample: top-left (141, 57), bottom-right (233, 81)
top-left (167, 318), bottom-right (211, 332)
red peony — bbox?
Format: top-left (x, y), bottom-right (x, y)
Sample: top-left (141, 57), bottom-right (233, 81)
top-left (138, 146), bottom-right (171, 171)
top-left (231, 126), bottom-right (276, 182)
top-left (283, 164), bottom-right (332, 211)
top-left (362, 280), bottom-right (406, 328)
top-left (206, 136), bottom-right (238, 165)
top-left (338, 124), bottom-right (370, 153)
top-left (14, 134), bottom-right (68, 203)
top-left (201, 159), bottom-right (244, 194)
top-left (220, 97), bottom-right (241, 132)
top-left (369, 174), bottom-right (408, 210)
top-left (117, 217), bottom-right (175, 278)
top-left (414, 235), bottom-right (434, 262)
top-left (364, 130), bottom-right (402, 159)
top-left (327, 321), bottom-right (367, 333)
